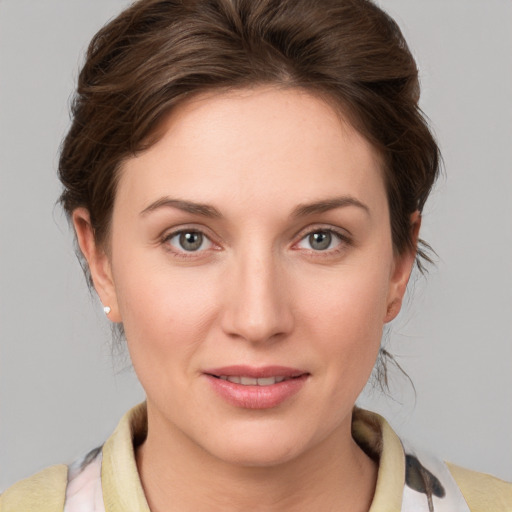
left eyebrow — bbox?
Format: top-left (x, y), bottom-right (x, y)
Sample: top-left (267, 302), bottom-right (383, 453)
top-left (291, 196), bottom-right (370, 218)
top-left (140, 197), bottom-right (222, 218)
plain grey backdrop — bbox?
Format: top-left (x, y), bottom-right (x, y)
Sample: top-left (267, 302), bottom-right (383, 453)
top-left (0, 0), bottom-right (511, 491)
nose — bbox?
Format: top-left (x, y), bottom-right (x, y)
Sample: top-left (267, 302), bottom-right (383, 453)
top-left (220, 249), bottom-right (294, 344)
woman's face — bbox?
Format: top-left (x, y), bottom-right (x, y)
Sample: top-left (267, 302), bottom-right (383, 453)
top-left (78, 87), bottom-right (415, 466)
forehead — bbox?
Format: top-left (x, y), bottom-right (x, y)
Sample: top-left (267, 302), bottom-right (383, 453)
top-left (116, 86), bottom-right (387, 215)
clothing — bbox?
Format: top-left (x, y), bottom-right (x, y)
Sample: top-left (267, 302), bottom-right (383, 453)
top-left (1, 403), bottom-right (510, 512)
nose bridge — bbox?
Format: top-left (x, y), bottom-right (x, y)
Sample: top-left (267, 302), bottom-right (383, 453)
top-left (222, 242), bottom-right (293, 343)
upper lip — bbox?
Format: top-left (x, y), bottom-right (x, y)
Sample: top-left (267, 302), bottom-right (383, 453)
top-left (203, 365), bottom-right (308, 378)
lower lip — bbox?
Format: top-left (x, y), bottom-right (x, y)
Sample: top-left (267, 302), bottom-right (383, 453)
top-left (205, 375), bottom-right (308, 409)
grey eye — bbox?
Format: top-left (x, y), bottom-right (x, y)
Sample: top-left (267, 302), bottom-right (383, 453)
top-left (168, 231), bottom-right (211, 252)
top-left (180, 232), bottom-right (203, 251)
top-left (297, 229), bottom-right (344, 252)
top-left (308, 231), bottom-right (332, 250)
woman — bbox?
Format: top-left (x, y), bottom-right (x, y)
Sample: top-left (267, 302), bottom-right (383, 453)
top-left (1, 0), bottom-right (510, 510)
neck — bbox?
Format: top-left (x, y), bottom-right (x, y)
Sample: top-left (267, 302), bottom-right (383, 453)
top-left (136, 404), bottom-right (377, 512)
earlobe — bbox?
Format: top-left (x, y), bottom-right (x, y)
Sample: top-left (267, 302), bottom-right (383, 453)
top-left (384, 211), bottom-right (421, 323)
top-left (72, 208), bottom-right (121, 322)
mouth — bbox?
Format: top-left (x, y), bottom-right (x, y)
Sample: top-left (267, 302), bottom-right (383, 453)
top-left (203, 365), bottom-right (309, 409)
top-left (204, 365), bottom-right (308, 383)
top-left (209, 375), bottom-right (301, 386)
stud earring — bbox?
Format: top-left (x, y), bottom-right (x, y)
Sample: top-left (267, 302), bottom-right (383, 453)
top-left (103, 305), bottom-right (111, 315)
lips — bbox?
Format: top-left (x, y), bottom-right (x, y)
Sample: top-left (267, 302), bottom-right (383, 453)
top-left (217, 375), bottom-right (287, 385)
top-left (204, 365), bottom-right (306, 379)
top-left (203, 365), bottom-right (309, 409)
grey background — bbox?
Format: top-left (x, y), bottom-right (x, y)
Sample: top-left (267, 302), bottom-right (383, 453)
top-left (0, 0), bottom-right (511, 491)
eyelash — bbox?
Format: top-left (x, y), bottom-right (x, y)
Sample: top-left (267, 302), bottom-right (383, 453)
top-left (293, 226), bottom-right (352, 256)
top-left (161, 225), bottom-right (352, 259)
top-left (162, 227), bottom-right (218, 260)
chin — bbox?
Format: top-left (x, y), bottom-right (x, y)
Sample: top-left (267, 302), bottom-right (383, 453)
top-left (213, 442), bottom-right (301, 468)
top-left (201, 423), bottom-right (316, 468)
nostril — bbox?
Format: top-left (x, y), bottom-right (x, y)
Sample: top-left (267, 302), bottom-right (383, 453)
top-left (219, 269), bottom-right (295, 344)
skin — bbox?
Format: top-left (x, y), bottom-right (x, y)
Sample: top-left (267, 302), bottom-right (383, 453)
top-left (74, 87), bottom-right (419, 512)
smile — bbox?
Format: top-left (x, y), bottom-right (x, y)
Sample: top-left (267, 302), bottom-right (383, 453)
top-left (204, 366), bottom-right (309, 409)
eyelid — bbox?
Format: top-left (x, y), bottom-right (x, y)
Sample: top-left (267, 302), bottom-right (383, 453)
top-left (159, 223), bottom-right (352, 257)
top-left (167, 231), bottom-right (213, 251)
top-left (161, 224), bottom-right (221, 257)
top-left (292, 225), bottom-right (353, 252)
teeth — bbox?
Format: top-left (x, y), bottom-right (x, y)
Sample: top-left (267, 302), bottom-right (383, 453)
top-left (240, 376), bottom-right (258, 385)
top-left (256, 377), bottom-right (276, 386)
top-left (220, 376), bottom-right (288, 386)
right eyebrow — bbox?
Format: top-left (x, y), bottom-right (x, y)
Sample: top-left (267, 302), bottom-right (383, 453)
top-left (291, 195), bottom-right (370, 218)
top-left (139, 197), bottom-right (222, 218)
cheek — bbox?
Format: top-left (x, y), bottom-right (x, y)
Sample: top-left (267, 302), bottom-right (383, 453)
top-left (298, 264), bottom-right (390, 340)
top-left (112, 257), bottom-right (219, 375)
top-left (295, 263), bottom-right (391, 387)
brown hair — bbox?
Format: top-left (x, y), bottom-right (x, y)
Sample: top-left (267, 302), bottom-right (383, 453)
top-left (59, 0), bottom-right (440, 391)
top-left (59, 0), bottom-right (439, 272)
top-left (59, 0), bottom-right (440, 268)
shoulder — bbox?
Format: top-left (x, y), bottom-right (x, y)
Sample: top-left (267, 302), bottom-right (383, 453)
top-left (447, 462), bottom-right (512, 512)
top-left (0, 464), bottom-right (68, 512)
top-left (353, 408), bottom-right (512, 512)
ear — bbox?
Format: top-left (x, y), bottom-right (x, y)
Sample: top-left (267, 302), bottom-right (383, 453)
top-left (384, 211), bottom-right (421, 323)
top-left (72, 208), bottom-right (121, 322)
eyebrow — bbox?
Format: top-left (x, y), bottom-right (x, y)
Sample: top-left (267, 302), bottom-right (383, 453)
top-left (140, 198), bottom-right (222, 218)
top-left (291, 196), bottom-right (370, 217)
top-left (140, 195), bottom-right (370, 219)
